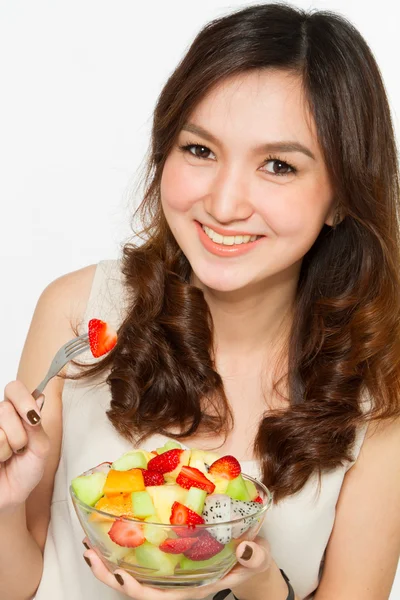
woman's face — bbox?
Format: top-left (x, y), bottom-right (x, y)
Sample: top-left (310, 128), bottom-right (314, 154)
top-left (160, 70), bottom-right (335, 293)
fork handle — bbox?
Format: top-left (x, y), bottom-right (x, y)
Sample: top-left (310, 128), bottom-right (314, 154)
top-left (32, 376), bottom-right (50, 404)
top-left (32, 388), bottom-right (44, 401)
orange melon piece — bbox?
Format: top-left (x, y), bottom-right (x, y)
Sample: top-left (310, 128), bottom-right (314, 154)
top-left (103, 468), bottom-right (145, 497)
top-left (89, 494), bottom-right (135, 523)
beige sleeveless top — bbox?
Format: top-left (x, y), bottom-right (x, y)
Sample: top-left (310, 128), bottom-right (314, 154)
top-left (33, 260), bottom-right (368, 600)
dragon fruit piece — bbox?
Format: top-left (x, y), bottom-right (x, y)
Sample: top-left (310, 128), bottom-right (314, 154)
top-left (202, 494), bottom-right (232, 544)
top-left (231, 500), bottom-right (261, 539)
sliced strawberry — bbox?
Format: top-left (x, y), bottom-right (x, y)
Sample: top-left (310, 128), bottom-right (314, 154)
top-left (88, 319), bottom-right (118, 358)
top-left (159, 537), bottom-right (197, 554)
top-left (170, 501), bottom-right (205, 538)
top-left (176, 466), bottom-right (215, 494)
top-left (208, 455), bottom-right (241, 480)
top-left (108, 517), bottom-right (145, 548)
top-left (254, 495), bottom-right (263, 504)
top-left (170, 501), bottom-right (205, 526)
top-left (140, 469), bottom-right (164, 486)
top-left (147, 449), bottom-right (183, 474)
top-left (184, 531), bottom-right (224, 561)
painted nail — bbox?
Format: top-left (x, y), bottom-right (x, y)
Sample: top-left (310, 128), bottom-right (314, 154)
top-left (213, 590), bottom-right (232, 600)
top-left (27, 410), bottom-right (41, 425)
top-left (82, 541), bottom-right (90, 549)
top-left (84, 556), bottom-right (92, 567)
top-left (240, 545), bottom-right (253, 561)
top-left (15, 446), bottom-right (27, 454)
top-left (114, 573), bottom-right (124, 586)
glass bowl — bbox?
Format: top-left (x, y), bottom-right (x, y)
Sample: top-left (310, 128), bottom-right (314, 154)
top-left (70, 462), bottom-right (272, 588)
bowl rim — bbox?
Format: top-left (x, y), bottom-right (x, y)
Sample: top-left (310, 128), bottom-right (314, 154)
top-left (70, 468), bottom-right (273, 527)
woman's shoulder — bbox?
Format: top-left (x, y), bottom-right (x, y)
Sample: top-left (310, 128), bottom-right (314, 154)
top-left (38, 259), bottom-right (125, 330)
top-left (38, 263), bottom-right (98, 330)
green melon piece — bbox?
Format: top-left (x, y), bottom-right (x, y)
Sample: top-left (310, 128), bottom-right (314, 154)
top-left (244, 479), bottom-right (258, 501)
top-left (143, 516), bottom-right (168, 546)
top-left (112, 451), bottom-right (147, 471)
top-left (71, 472), bottom-right (107, 506)
top-left (226, 474), bottom-right (251, 501)
top-left (131, 490), bottom-right (156, 519)
top-left (185, 487), bottom-right (207, 515)
top-left (134, 541), bottom-right (181, 575)
top-left (156, 440), bottom-right (183, 454)
top-left (180, 542), bottom-right (234, 570)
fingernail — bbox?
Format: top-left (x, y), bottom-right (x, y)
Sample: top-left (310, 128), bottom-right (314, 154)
top-left (84, 556), bottom-right (92, 567)
top-left (15, 446), bottom-right (27, 454)
top-left (240, 544), bottom-right (253, 561)
top-left (82, 541), bottom-right (90, 549)
top-left (114, 573), bottom-right (124, 586)
top-left (27, 410), bottom-right (41, 425)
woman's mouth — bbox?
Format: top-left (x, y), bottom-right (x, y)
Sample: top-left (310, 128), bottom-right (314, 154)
top-left (201, 223), bottom-right (263, 246)
top-left (195, 221), bottom-right (265, 257)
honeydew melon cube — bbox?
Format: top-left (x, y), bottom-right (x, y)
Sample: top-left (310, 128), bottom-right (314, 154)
top-left (143, 516), bottom-right (168, 546)
top-left (226, 474), bottom-right (251, 501)
top-left (244, 479), bottom-right (258, 501)
top-left (112, 451), bottom-right (147, 471)
top-left (132, 541), bottom-right (182, 575)
top-left (131, 490), bottom-right (156, 519)
top-left (156, 441), bottom-right (183, 454)
top-left (71, 472), bottom-right (107, 506)
top-left (185, 487), bottom-right (207, 514)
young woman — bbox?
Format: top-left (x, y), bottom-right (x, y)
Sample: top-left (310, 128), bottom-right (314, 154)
top-left (1, 4), bottom-right (400, 600)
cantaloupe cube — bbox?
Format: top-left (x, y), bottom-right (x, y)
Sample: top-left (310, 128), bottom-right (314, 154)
top-left (103, 469), bottom-right (145, 497)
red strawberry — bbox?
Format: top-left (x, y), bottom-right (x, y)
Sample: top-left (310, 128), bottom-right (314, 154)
top-left (184, 531), bottom-right (224, 561)
top-left (147, 449), bottom-right (183, 474)
top-left (140, 469), bottom-right (164, 486)
top-left (170, 501), bottom-right (205, 538)
top-left (159, 537), bottom-right (197, 554)
top-left (208, 455), bottom-right (241, 480)
top-left (176, 466), bottom-right (215, 494)
top-left (254, 495), bottom-right (263, 504)
top-left (108, 518), bottom-right (145, 548)
top-left (88, 319), bottom-right (118, 358)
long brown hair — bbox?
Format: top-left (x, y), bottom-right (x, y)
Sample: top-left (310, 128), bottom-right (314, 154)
top-left (74, 3), bottom-right (400, 501)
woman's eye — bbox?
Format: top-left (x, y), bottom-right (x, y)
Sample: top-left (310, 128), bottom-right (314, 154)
top-left (263, 159), bottom-right (295, 176)
top-left (180, 144), bottom-right (215, 160)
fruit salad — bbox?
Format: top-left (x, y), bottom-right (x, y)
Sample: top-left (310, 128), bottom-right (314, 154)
top-left (71, 442), bottom-right (270, 584)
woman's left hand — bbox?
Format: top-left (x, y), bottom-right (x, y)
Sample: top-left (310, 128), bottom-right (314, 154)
top-left (82, 535), bottom-right (271, 599)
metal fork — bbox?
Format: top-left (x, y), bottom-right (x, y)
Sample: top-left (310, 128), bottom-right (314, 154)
top-left (32, 333), bottom-right (90, 404)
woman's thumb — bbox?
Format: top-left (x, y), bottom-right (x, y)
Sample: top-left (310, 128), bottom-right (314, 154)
top-left (236, 541), bottom-right (271, 571)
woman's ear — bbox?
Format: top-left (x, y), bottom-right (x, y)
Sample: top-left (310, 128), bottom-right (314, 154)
top-left (325, 204), bottom-right (342, 228)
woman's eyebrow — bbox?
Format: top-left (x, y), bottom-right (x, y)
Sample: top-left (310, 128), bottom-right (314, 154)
top-left (181, 122), bottom-right (316, 161)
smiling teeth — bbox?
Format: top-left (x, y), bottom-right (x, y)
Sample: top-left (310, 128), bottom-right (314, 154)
top-left (202, 225), bottom-right (259, 245)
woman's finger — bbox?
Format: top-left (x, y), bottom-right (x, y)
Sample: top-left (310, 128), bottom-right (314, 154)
top-left (236, 540), bottom-right (271, 571)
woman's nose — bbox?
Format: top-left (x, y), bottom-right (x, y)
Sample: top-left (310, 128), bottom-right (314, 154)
top-left (203, 164), bottom-right (254, 224)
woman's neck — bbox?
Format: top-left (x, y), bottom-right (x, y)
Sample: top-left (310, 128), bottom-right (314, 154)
top-left (191, 269), bottom-right (298, 368)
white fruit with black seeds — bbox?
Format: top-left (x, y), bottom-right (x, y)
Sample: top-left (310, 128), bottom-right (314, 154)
top-left (202, 495), bottom-right (261, 543)
top-left (231, 500), bottom-right (260, 538)
top-left (202, 494), bottom-right (232, 544)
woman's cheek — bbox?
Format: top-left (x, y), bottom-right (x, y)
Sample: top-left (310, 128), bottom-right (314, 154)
top-left (161, 159), bottom-right (209, 212)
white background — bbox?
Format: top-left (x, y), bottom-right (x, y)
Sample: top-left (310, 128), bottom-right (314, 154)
top-left (1, 1), bottom-right (399, 596)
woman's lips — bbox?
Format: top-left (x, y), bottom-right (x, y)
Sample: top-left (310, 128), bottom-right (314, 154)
top-left (195, 221), bottom-right (265, 257)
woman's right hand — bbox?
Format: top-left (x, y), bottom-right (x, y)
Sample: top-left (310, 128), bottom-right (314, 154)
top-left (0, 380), bottom-right (51, 514)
